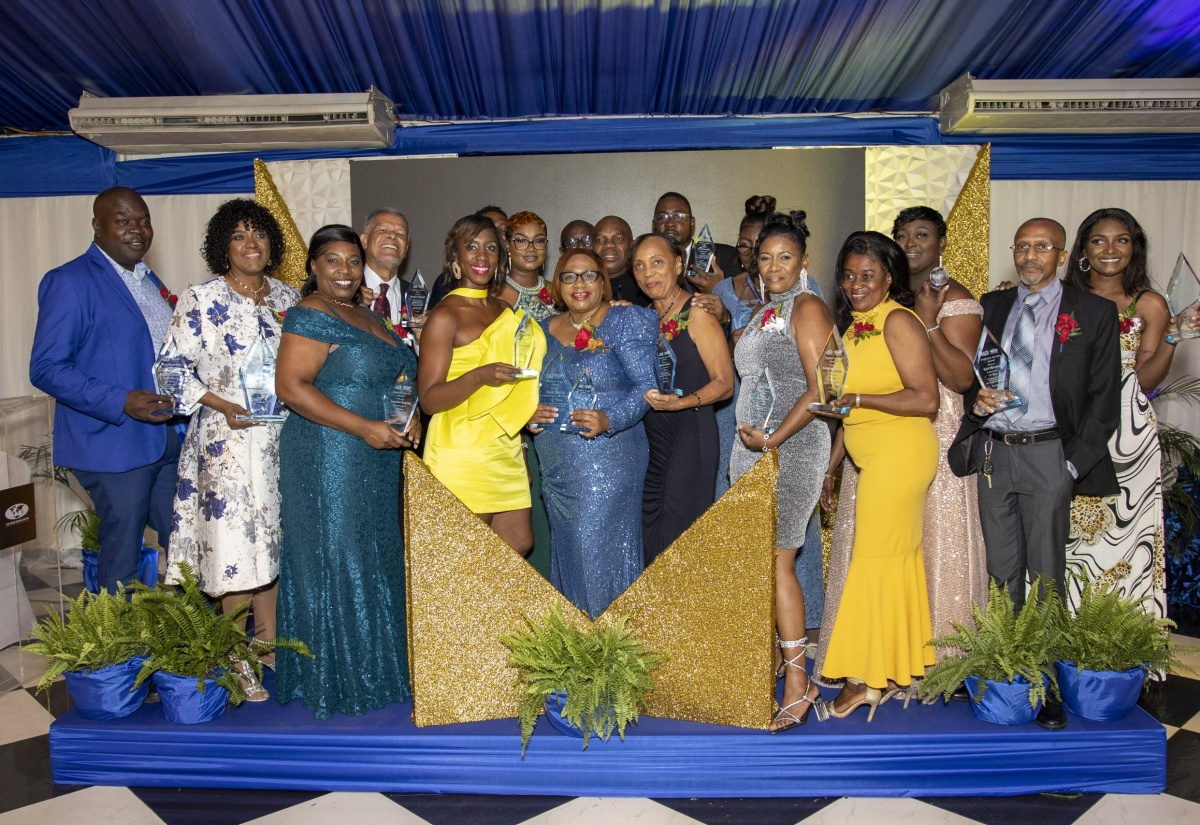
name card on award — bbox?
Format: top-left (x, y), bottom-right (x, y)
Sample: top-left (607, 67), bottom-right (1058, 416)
top-left (693, 224), bottom-right (716, 274)
top-left (512, 312), bottom-right (540, 378)
top-left (566, 367), bottom-right (598, 436)
top-left (384, 371), bottom-right (419, 433)
top-left (153, 337), bottom-right (191, 416)
top-left (236, 333), bottom-right (286, 422)
top-left (654, 333), bottom-right (682, 396)
top-left (405, 269), bottom-right (430, 327)
top-left (973, 328), bottom-right (1022, 410)
top-left (807, 328), bottom-right (851, 416)
top-left (744, 367), bottom-right (777, 434)
top-left (1165, 252), bottom-right (1200, 344)
top-left (538, 352), bottom-right (571, 433)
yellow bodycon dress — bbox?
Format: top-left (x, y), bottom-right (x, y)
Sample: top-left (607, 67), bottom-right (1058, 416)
top-left (820, 300), bottom-right (938, 689)
top-left (423, 292), bottom-right (547, 513)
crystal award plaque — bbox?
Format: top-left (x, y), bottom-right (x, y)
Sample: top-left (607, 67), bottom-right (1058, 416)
top-left (566, 367), bottom-right (598, 436)
top-left (153, 337), bottom-right (191, 416)
top-left (1165, 253), bottom-right (1200, 344)
top-left (928, 264), bottom-right (951, 289)
top-left (384, 371), bottom-right (419, 433)
top-left (235, 333), bottom-right (286, 422)
top-left (512, 312), bottom-right (540, 378)
top-left (973, 328), bottom-right (1022, 410)
top-left (744, 367), bottom-right (777, 434)
top-left (405, 268), bottom-right (430, 327)
top-left (807, 328), bottom-right (851, 416)
top-left (654, 333), bottom-right (682, 396)
top-left (693, 224), bottom-right (716, 274)
top-left (538, 352), bottom-right (571, 432)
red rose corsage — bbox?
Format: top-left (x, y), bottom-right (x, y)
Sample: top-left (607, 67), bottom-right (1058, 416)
top-left (660, 312), bottom-right (690, 341)
top-left (1054, 312), bottom-right (1081, 351)
top-left (851, 320), bottom-right (879, 345)
top-left (574, 321), bottom-right (606, 352)
top-left (538, 286), bottom-right (554, 306)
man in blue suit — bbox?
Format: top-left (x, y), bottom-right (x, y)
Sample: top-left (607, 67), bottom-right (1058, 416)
top-left (30, 187), bottom-right (181, 593)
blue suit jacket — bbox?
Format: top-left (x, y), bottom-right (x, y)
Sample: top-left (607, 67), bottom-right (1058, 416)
top-left (29, 243), bottom-right (169, 473)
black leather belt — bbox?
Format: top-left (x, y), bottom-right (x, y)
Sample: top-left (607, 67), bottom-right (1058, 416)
top-left (983, 428), bottom-right (1060, 446)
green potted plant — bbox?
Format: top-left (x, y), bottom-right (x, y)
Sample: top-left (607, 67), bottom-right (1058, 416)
top-left (919, 578), bottom-right (1060, 725)
top-left (1051, 571), bottom-right (1197, 720)
top-left (133, 562), bottom-right (311, 724)
top-left (501, 604), bottom-right (665, 752)
top-left (25, 584), bottom-right (150, 720)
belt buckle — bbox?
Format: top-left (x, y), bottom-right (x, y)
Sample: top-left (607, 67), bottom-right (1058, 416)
top-left (1003, 432), bottom-right (1029, 446)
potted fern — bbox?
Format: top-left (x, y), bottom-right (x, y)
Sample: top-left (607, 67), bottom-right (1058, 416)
top-left (918, 578), bottom-right (1060, 725)
top-left (501, 605), bottom-right (665, 752)
top-left (1051, 571), bottom-right (1197, 720)
top-left (25, 584), bottom-right (150, 720)
top-left (133, 563), bottom-right (311, 723)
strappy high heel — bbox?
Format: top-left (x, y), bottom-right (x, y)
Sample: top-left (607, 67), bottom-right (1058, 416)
top-left (232, 658), bottom-right (269, 702)
top-left (828, 678), bottom-right (882, 722)
top-left (770, 638), bottom-right (829, 732)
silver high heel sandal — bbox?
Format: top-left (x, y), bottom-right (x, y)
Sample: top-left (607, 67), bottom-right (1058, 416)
top-left (771, 638), bottom-right (829, 732)
top-left (231, 658), bottom-right (269, 702)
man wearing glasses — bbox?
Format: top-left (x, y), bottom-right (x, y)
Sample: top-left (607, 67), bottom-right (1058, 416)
top-left (951, 217), bottom-right (1120, 729)
top-left (559, 219), bottom-right (595, 256)
top-left (650, 192), bottom-right (738, 293)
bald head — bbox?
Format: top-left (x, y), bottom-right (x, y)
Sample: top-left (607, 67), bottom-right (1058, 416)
top-left (92, 187), bottom-right (152, 269)
top-left (1017, 218), bottom-right (1066, 249)
top-left (593, 216), bottom-right (633, 277)
top-left (560, 220), bottom-right (595, 253)
top-left (1012, 217), bottom-right (1068, 291)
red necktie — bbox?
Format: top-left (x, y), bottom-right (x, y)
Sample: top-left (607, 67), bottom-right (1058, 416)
top-left (372, 282), bottom-right (392, 319)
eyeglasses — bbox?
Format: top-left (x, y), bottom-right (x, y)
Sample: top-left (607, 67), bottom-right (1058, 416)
top-left (558, 269), bottom-right (602, 284)
top-left (1010, 243), bottom-right (1062, 254)
top-left (511, 236), bottom-right (548, 250)
top-left (563, 236), bottom-right (593, 249)
top-left (653, 211), bottom-right (690, 224)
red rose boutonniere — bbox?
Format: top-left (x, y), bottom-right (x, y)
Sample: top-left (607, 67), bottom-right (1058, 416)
top-left (851, 320), bottom-right (879, 345)
top-left (1054, 312), bottom-right (1081, 352)
top-left (660, 311), bottom-right (691, 341)
top-left (270, 309), bottom-right (287, 326)
top-left (758, 304), bottom-right (787, 333)
top-left (1117, 303), bottom-right (1142, 335)
top-left (160, 286), bottom-right (178, 308)
top-left (574, 321), bottom-right (606, 352)
top-left (538, 286), bottom-right (554, 306)
top-left (382, 316), bottom-right (410, 339)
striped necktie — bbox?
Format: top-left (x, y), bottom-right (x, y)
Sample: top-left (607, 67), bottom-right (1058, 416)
top-left (1006, 293), bottom-right (1040, 421)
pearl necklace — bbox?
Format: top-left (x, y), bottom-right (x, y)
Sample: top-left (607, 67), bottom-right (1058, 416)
top-left (226, 272), bottom-right (268, 302)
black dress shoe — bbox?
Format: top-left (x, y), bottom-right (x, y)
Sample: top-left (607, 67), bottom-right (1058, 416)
top-left (951, 683), bottom-right (970, 703)
top-left (1036, 697), bottom-right (1068, 730)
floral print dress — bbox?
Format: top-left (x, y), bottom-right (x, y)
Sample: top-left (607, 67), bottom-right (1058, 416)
top-left (165, 276), bottom-right (300, 596)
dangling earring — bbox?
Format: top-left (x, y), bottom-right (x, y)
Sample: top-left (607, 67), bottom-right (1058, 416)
top-left (1078, 257), bottom-right (1091, 273)
top-left (758, 275), bottom-right (766, 302)
top-left (452, 261), bottom-right (462, 280)
top-left (799, 266), bottom-right (810, 293)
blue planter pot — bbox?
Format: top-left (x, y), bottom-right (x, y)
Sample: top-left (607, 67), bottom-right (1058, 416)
top-left (63, 656), bottom-right (150, 721)
top-left (543, 691), bottom-right (584, 737)
top-left (152, 670), bottom-right (229, 724)
top-left (1055, 661), bottom-right (1145, 721)
top-left (964, 674), bottom-right (1043, 725)
top-left (82, 546), bottom-right (159, 594)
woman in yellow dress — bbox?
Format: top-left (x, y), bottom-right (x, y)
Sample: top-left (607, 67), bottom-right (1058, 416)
top-left (816, 231), bottom-right (941, 720)
top-left (417, 214), bottom-right (546, 553)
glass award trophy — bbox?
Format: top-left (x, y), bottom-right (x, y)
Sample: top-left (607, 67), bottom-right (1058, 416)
top-left (236, 333), bottom-right (286, 422)
top-left (384, 371), bottom-right (419, 433)
top-left (654, 333), bottom-right (682, 396)
top-left (745, 367), bottom-right (777, 434)
top-left (405, 268), bottom-right (429, 327)
top-left (1165, 252), bottom-right (1200, 344)
top-left (693, 224), bottom-right (716, 274)
top-left (566, 367), bottom-right (598, 436)
top-left (972, 328), bottom-right (1022, 410)
top-left (807, 328), bottom-right (851, 416)
top-left (153, 337), bottom-right (191, 416)
top-left (538, 353), bottom-right (571, 432)
top-left (512, 312), bottom-right (540, 378)
top-left (928, 263), bottom-right (951, 289)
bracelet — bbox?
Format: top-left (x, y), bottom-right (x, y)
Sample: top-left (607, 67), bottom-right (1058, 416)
top-left (691, 392), bottom-right (702, 409)
top-left (855, 393), bottom-right (862, 409)
top-left (824, 472), bottom-right (835, 479)
top-left (761, 431), bottom-right (770, 453)
top-left (926, 324), bottom-right (940, 333)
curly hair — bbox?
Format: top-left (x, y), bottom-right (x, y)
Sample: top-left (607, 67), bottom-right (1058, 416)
top-left (549, 248), bottom-right (611, 307)
top-left (201, 198), bottom-right (284, 276)
top-left (299, 224), bottom-right (365, 302)
top-left (505, 211), bottom-right (547, 239)
top-left (443, 214), bottom-right (508, 286)
top-left (892, 206), bottom-right (947, 239)
top-left (1064, 207), bottom-right (1150, 296)
top-left (833, 231), bottom-right (914, 332)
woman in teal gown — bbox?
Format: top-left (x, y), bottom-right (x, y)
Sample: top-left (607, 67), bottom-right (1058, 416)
top-left (275, 225), bottom-right (419, 719)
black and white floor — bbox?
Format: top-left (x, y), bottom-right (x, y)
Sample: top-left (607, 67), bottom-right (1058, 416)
top-left (3, 565), bottom-right (1200, 825)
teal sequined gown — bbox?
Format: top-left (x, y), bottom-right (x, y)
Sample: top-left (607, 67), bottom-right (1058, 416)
top-left (275, 306), bottom-right (416, 719)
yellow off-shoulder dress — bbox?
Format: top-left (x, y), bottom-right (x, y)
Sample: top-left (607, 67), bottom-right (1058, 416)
top-left (424, 290), bottom-right (547, 513)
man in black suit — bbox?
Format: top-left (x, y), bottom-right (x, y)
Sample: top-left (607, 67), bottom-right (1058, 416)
top-left (593, 215), bottom-right (649, 307)
top-left (650, 192), bottom-right (738, 293)
top-left (951, 217), bottom-right (1120, 728)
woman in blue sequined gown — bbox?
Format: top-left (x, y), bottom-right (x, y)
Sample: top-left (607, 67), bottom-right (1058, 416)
top-left (274, 226), bottom-right (420, 719)
top-left (531, 249), bottom-right (657, 618)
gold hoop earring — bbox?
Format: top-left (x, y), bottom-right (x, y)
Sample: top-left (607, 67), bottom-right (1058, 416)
top-left (452, 261), bottom-right (462, 280)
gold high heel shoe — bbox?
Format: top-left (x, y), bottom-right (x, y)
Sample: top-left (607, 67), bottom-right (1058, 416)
top-left (827, 679), bottom-right (882, 722)
top-left (770, 639), bottom-right (829, 732)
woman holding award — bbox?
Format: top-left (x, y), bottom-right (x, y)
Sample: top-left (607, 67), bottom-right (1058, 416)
top-left (166, 199), bottom-right (298, 699)
top-left (728, 211), bottom-right (835, 732)
top-left (497, 211), bottom-right (558, 323)
top-left (418, 213), bottom-right (546, 554)
top-left (274, 225), bottom-right (418, 719)
top-left (632, 233), bottom-right (734, 565)
top-left (814, 231), bottom-right (939, 721)
top-left (529, 248), bottom-right (658, 618)
top-left (1063, 208), bottom-right (1176, 618)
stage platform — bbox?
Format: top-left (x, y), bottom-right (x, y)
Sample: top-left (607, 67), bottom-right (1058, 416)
top-left (49, 672), bottom-right (1165, 798)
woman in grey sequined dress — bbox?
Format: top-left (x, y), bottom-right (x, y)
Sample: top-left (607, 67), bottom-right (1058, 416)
top-left (729, 211), bottom-right (834, 732)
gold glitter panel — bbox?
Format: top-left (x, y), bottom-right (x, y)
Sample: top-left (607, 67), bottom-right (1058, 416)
top-left (254, 158), bottom-right (309, 291)
top-left (597, 450), bottom-right (779, 730)
top-left (403, 449), bottom-right (780, 730)
top-left (943, 144), bottom-right (991, 299)
top-left (403, 453), bottom-right (589, 727)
